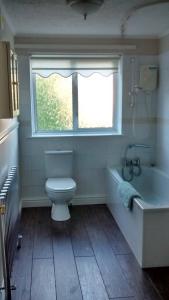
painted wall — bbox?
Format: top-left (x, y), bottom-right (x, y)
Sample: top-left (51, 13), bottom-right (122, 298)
top-left (156, 34), bottom-right (169, 175)
top-left (0, 1), bottom-right (14, 47)
top-left (0, 4), bottom-right (14, 299)
top-left (18, 49), bottom-right (158, 207)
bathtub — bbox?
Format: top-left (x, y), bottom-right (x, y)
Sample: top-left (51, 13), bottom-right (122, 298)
top-left (106, 166), bottom-right (169, 268)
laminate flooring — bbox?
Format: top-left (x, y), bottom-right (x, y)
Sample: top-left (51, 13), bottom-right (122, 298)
top-left (11, 205), bottom-right (168, 300)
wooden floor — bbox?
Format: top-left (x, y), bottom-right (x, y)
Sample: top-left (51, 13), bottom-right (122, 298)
top-left (11, 205), bottom-right (169, 300)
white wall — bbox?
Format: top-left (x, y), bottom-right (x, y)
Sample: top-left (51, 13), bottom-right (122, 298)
top-left (0, 4), bottom-right (14, 299)
top-left (156, 35), bottom-right (169, 175)
top-left (18, 52), bottom-right (158, 207)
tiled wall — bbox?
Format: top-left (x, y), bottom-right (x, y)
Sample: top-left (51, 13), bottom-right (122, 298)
top-left (18, 54), bottom-right (158, 207)
top-left (156, 47), bottom-right (169, 175)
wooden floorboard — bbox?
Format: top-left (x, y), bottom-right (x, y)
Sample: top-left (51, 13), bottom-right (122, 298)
top-left (11, 255), bottom-right (32, 300)
top-left (146, 268), bottom-right (169, 300)
top-left (117, 254), bottom-right (163, 300)
top-left (70, 206), bottom-right (94, 257)
top-left (11, 208), bottom-right (37, 300)
top-left (33, 208), bottom-right (53, 259)
top-left (52, 221), bottom-right (83, 300)
top-left (76, 256), bottom-right (109, 300)
top-left (11, 205), bottom-right (169, 300)
top-left (110, 298), bottom-right (135, 300)
top-left (31, 258), bottom-right (56, 300)
top-left (83, 206), bottom-right (133, 299)
top-left (95, 205), bottom-right (131, 254)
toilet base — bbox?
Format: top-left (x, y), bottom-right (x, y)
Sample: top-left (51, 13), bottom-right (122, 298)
top-left (51, 203), bottom-right (71, 221)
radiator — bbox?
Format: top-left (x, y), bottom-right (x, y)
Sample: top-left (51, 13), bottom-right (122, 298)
top-left (0, 166), bottom-right (20, 300)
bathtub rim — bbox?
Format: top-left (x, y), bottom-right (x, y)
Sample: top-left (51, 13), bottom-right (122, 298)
top-left (107, 166), bottom-right (169, 212)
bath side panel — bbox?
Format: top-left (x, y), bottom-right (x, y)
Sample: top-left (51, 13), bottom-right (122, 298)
top-left (143, 210), bottom-right (169, 268)
top-left (106, 168), bottom-right (144, 267)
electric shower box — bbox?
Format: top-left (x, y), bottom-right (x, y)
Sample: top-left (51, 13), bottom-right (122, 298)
top-left (139, 65), bottom-right (158, 92)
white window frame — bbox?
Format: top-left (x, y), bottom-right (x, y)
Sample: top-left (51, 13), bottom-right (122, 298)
top-left (30, 56), bottom-right (122, 137)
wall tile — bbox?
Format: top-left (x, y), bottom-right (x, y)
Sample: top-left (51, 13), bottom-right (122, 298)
top-left (156, 50), bottom-right (169, 176)
top-left (18, 54), bottom-right (158, 201)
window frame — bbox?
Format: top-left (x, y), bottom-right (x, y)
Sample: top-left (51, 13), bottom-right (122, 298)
top-left (30, 56), bottom-right (122, 137)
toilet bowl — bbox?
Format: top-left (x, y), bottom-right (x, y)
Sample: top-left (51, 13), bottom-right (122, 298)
top-left (45, 177), bottom-right (76, 221)
top-left (44, 150), bottom-right (76, 221)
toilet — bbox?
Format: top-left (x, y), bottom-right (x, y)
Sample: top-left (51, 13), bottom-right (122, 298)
top-left (45, 150), bottom-right (76, 221)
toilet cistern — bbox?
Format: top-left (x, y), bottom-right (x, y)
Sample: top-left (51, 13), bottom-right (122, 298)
top-left (44, 150), bottom-right (76, 221)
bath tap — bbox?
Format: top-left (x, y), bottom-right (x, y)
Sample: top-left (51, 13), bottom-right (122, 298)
top-left (122, 144), bottom-right (152, 181)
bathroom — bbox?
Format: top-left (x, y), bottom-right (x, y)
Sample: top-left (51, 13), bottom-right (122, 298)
top-left (0, 0), bottom-right (169, 299)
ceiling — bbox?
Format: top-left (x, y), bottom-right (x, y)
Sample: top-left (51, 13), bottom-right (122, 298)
top-left (3, 0), bottom-right (169, 38)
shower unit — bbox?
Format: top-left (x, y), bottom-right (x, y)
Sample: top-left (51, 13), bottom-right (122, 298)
top-left (129, 58), bottom-right (158, 138)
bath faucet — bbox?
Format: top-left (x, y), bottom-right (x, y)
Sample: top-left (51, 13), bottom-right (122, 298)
top-left (122, 143), bottom-right (152, 182)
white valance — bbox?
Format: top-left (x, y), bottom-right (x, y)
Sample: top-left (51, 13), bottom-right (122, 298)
top-left (31, 57), bottom-right (120, 78)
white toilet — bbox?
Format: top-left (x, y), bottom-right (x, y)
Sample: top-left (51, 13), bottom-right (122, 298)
top-left (45, 150), bottom-right (76, 221)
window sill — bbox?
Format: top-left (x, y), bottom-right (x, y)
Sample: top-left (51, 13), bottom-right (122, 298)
top-left (30, 130), bottom-right (122, 138)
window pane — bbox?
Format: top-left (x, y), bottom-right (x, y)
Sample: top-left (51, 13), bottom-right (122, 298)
top-left (78, 74), bottom-right (114, 129)
top-left (35, 74), bottom-right (73, 131)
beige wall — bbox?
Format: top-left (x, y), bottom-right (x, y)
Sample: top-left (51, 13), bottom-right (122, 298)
top-left (159, 33), bottom-right (169, 54)
top-left (15, 36), bottom-right (159, 56)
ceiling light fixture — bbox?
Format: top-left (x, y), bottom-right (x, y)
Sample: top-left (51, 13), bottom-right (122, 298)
top-left (67, 0), bottom-right (104, 20)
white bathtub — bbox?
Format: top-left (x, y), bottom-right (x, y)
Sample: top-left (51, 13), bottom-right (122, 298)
top-left (106, 166), bottom-right (169, 268)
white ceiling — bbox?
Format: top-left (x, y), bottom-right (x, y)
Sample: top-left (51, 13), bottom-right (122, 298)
top-left (3, 0), bottom-right (169, 38)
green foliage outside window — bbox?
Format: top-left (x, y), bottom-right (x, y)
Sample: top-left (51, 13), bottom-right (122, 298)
top-left (35, 74), bottom-right (73, 131)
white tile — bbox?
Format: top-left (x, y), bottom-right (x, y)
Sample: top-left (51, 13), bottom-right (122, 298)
top-left (21, 170), bottom-right (45, 187)
top-left (20, 155), bottom-right (32, 171)
top-left (21, 185), bottom-right (46, 199)
top-left (18, 54), bottom-right (158, 201)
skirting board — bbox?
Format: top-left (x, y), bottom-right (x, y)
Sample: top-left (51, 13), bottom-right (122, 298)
top-left (22, 194), bottom-right (106, 208)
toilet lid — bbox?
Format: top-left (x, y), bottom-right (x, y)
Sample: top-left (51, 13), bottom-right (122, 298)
top-left (46, 178), bottom-right (76, 192)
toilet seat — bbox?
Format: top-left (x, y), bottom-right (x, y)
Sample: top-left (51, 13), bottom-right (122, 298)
top-left (46, 178), bottom-right (76, 193)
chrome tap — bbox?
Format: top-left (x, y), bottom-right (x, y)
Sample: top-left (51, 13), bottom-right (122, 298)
top-left (122, 143), bottom-right (152, 181)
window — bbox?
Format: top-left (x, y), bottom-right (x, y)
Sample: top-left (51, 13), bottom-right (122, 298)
top-left (31, 56), bottom-right (121, 136)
